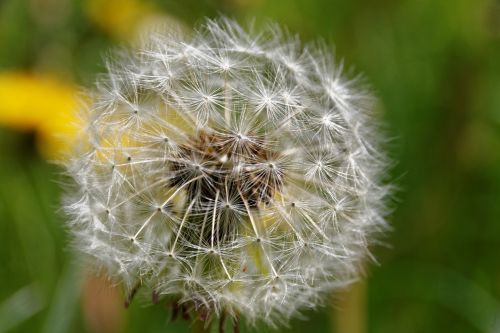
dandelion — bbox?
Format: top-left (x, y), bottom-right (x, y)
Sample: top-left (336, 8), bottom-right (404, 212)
top-left (64, 18), bottom-right (390, 330)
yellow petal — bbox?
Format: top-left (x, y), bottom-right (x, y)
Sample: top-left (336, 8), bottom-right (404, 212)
top-left (84, 0), bottom-right (154, 39)
top-left (0, 72), bottom-right (79, 160)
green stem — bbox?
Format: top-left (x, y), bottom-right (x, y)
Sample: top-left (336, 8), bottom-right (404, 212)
top-left (192, 319), bottom-right (211, 333)
top-left (331, 281), bottom-right (367, 333)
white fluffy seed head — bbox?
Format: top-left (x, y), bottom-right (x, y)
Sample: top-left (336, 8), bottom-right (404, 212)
top-left (64, 18), bottom-right (390, 326)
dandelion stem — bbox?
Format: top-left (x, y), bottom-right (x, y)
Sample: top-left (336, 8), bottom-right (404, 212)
top-left (332, 281), bottom-right (367, 333)
top-left (192, 318), bottom-right (211, 333)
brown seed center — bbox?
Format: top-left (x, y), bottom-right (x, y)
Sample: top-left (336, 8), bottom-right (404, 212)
top-left (171, 130), bottom-right (283, 208)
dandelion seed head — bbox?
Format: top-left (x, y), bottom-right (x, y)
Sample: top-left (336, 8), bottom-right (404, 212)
top-left (64, 18), bottom-right (390, 326)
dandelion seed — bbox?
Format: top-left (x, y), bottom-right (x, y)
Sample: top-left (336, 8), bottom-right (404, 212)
top-left (64, 18), bottom-right (390, 328)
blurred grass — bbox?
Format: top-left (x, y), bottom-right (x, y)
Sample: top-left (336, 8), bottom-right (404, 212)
top-left (1, 0), bottom-right (500, 332)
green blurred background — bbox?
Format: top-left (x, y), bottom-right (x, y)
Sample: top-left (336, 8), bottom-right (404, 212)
top-left (0, 0), bottom-right (499, 332)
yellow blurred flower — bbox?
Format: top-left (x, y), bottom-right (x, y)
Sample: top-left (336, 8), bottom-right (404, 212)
top-left (85, 0), bottom-right (154, 39)
top-left (0, 72), bottom-right (79, 159)
top-left (84, 0), bottom-right (186, 41)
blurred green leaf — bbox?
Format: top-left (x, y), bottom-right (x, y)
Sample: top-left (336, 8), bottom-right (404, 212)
top-left (0, 285), bottom-right (44, 332)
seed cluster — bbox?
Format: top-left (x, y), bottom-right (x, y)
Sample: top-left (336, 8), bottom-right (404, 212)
top-left (171, 130), bottom-right (283, 207)
top-left (64, 18), bottom-right (389, 327)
